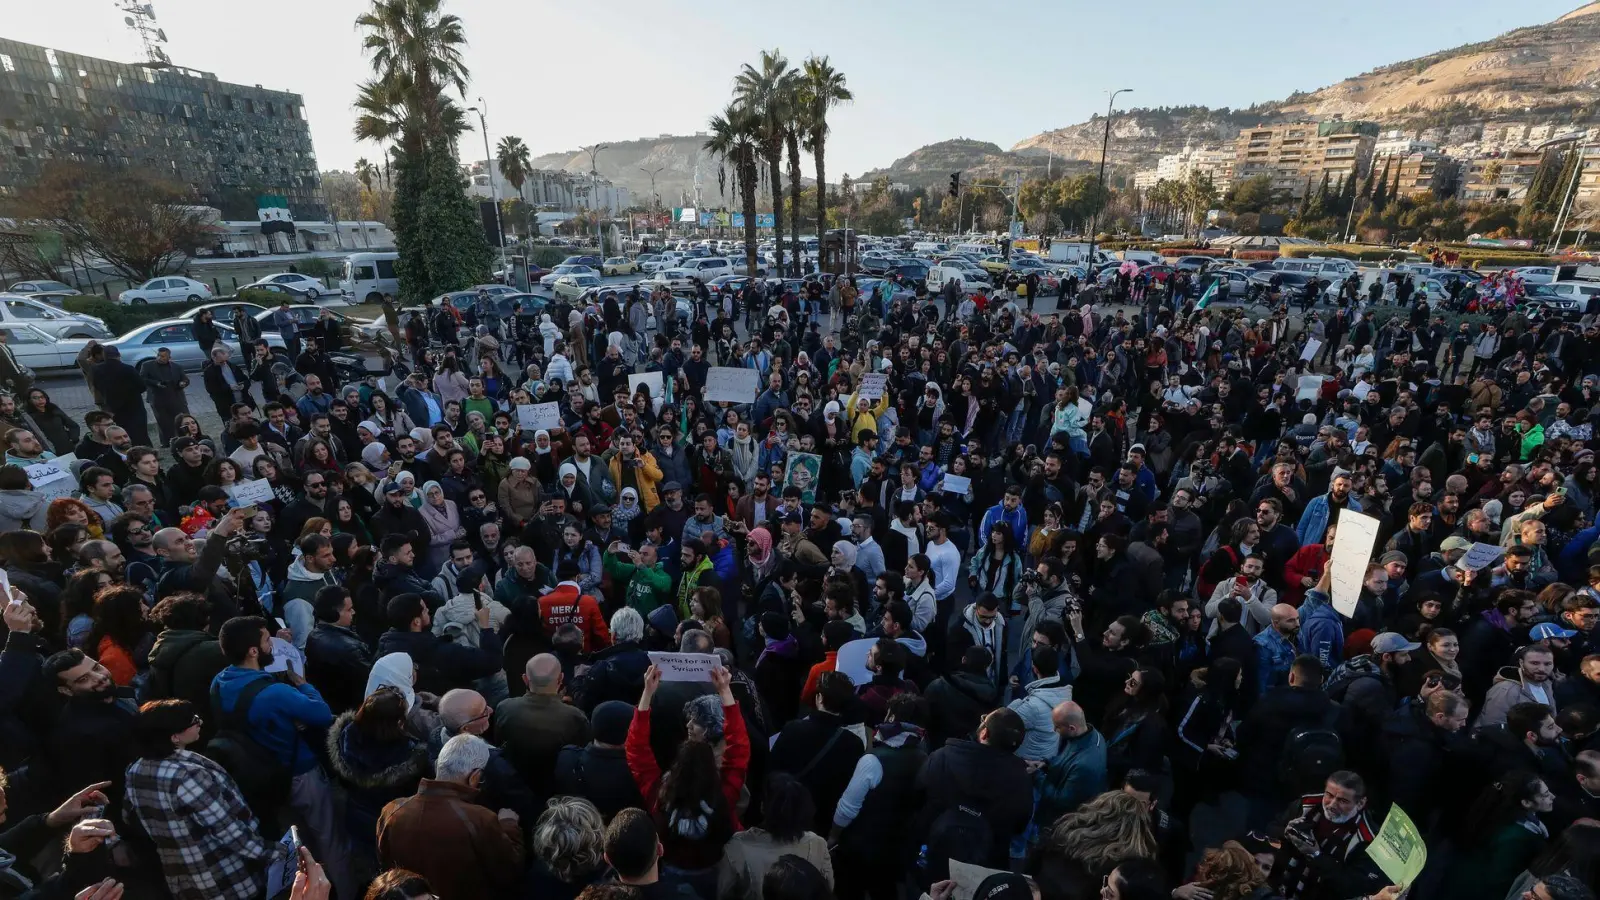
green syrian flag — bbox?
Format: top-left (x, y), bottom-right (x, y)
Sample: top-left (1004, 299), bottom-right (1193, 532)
top-left (1196, 280), bottom-right (1217, 309)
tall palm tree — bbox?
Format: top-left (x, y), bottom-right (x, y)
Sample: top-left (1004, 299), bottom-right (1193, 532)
top-left (496, 135), bottom-right (531, 200)
top-left (734, 49), bottom-right (796, 277)
top-left (355, 158), bottom-right (377, 192)
top-left (783, 82), bottom-right (804, 271)
top-left (354, 0), bottom-right (470, 148)
top-left (800, 56), bottom-right (850, 265)
top-left (706, 103), bottom-right (762, 277)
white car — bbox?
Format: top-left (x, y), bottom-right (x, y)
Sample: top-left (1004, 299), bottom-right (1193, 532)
top-left (118, 276), bottom-right (213, 305)
top-left (244, 272), bottom-right (330, 300)
top-left (0, 293), bottom-right (114, 339)
top-left (539, 264), bottom-right (597, 286)
top-left (652, 268), bottom-right (700, 291)
top-left (6, 280), bottom-right (80, 296)
top-left (1513, 266), bottom-right (1558, 285)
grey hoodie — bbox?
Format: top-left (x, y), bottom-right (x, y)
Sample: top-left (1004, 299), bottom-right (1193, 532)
top-left (1008, 674), bottom-right (1073, 761)
top-left (0, 489), bottom-right (48, 532)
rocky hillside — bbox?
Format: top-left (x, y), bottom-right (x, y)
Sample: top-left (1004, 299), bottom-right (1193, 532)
top-left (1270, 2), bottom-right (1600, 125)
top-left (1010, 107), bottom-right (1265, 172)
top-left (529, 134), bottom-right (735, 208)
top-left (856, 138), bottom-right (1092, 191)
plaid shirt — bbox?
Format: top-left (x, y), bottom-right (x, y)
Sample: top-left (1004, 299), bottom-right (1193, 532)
top-left (123, 749), bottom-right (278, 900)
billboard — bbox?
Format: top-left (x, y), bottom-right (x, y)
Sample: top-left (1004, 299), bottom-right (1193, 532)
top-left (756, 213), bottom-right (776, 228)
top-left (699, 212), bottom-right (714, 227)
top-left (673, 207), bottom-right (697, 224)
top-left (714, 211), bottom-right (732, 227)
top-left (732, 213), bottom-right (745, 228)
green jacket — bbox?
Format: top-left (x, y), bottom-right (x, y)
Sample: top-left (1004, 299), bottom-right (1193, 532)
top-left (1519, 423), bottom-right (1545, 461)
top-left (676, 556), bottom-right (714, 618)
top-left (603, 551), bottom-right (671, 615)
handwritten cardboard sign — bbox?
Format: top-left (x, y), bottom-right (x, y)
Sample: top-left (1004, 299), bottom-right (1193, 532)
top-left (1329, 511), bottom-right (1380, 618)
top-left (1460, 541), bottom-right (1504, 571)
top-left (857, 373), bottom-right (889, 401)
top-left (227, 479), bottom-right (276, 507)
top-left (941, 474), bottom-right (972, 494)
top-left (517, 402), bottom-right (562, 431)
top-left (647, 652), bottom-right (722, 682)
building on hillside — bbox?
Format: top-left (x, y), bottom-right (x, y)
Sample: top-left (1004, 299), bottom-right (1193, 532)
top-left (1230, 121), bottom-right (1377, 198)
top-left (465, 163), bottom-right (633, 213)
top-left (1461, 147), bottom-right (1549, 202)
top-left (1374, 130), bottom-right (1437, 158)
top-left (1388, 152), bottom-right (1459, 199)
top-left (0, 38), bottom-right (323, 219)
top-left (1149, 144), bottom-right (1235, 192)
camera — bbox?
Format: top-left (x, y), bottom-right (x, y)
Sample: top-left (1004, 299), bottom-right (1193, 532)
top-left (1019, 570), bottom-right (1041, 586)
top-left (224, 533), bottom-right (270, 561)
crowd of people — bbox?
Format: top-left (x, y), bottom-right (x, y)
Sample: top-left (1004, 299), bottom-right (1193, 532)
top-left (0, 259), bottom-right (1597, 900)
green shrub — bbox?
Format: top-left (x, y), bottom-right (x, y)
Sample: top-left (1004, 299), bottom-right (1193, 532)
top-left (236, 288), bottom-right (289, 306)
top-left (62, 297), bottom-right (190, 335)
top-left (530, 247), bottom-right (567, 268)
top-left (294, 257), bottom-right (339, 279)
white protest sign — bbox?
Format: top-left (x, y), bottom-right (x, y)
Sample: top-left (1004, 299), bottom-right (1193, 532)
top-left (1329, 511), bottom-right (1381, 618)
top-left (264, 828), bottom-right (301, 900)
top-left (1461, 541), bottom-right (1504, 571)
top-left (858, 372), bottom-right (889, 401)
top-left (941, 474), bottom-right (972, 495)
top-left (0, 567), bottom-right (12, 604)
top-left (517, 402), bottom-right (562, 431)
top-left (1296, 374), bottom-right (1324, 402)
top-left (647, 651), bottom-right (722, 682)
top-left (834, 638), bottom-right (877, 686)
top-left (950, 861), bottom-right (1010, 900)
top-left (629, 371), bottom-right (664, 399)
top-left (226, 479), bottom-right (276, 507)
top-left (704, 366), bottom-right (760, 404)
top-left (1300, 338), bottom-right (1322, 362)
top-left (24, 453), bottom-right (77, 499)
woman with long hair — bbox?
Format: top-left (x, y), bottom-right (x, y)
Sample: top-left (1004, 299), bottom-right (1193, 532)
top-left (1103, 666), bottom-right (1170, 788)
top-left (718, 774), bottom-right (832, 900)
top-left (44, 523), bottom-right (89, 565)
top-left (524, 796), bottom-right (610, 900)
top-left (1170, 657), bottom-right (1242, 820)
top-left (367, 391), bottom-right (415, 440)
top-left (1197, 516), bottom-right (1258, 602)
top-left (170, 413), bottom-right (219, 457)
top-left (47, 496), bottom-right (102, 538)
top-left (1438, 772), bottom-right (1556, 900)
top-left (1184, 841), bottom-right (1270, 900)
top-left (203, 457), bottom-right (244, 490)
top-left (1504, 823), bottom-right (1600, 900)
top-left (333, 495), bottom-right (374, 544)
top-left (628, 665), bottom-right (750, 898)
top-left (252, 454), bottom-right (301, 509)
top-left (25, 388), bottom-right (78, 454)
top-left (556, 522), bottom-right (603, 596)
top-left (85, 584), bottom-right (155, 688)
top-left (325, 686), bottom-right (429, 874)
top-left (301, 438), bottom-right (342, 476)
top-left (968, 522), bottom-right (1024, 610)
top-left (1029, 790), bottom-right (1158, 900)
top-left (59, 567), bottom-right (113, 649)
top-left (346, 544), bottom-right (385, 647)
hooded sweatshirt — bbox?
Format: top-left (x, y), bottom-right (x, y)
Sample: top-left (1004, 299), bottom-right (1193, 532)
top-left (280, 558), bottom-right (338, 649)
top-left (0, 488), bottom-right (48, 532)
top-left (431, 590), bottom-right (512, 649)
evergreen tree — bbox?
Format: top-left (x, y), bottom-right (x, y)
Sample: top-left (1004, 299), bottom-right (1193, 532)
top-left (1337, 171), bottom-right (1357, 217)
top-left (415, 139), bottom-right (492, 297)
top-left (1360, 162), bottom-right (1378, 202)
top-left (1298, 177), bottom-right (1312, 219)
top-left (391, 148), bottom-right (430, 305)
top-left (1389, 164), bottom-right (1402, 204)
top-left (1373, 160), bottom-right (1392, 210)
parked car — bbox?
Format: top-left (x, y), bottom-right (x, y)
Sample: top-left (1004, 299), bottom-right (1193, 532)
top-left (244, 273), bottom-right (331, 300)
top-left (602, 257), bottom-right (640, 276)
top-left (1513, 266), bottom-right (1558, 285)
top-left (6, 280), bottom-right (80, 296)
top-left (552, 274), bottom-right (602, 300)
top-left (0, 294), bottom-right (113, 339)
top-left (241, 281), bottom-right (321, 300)
top-left (252, 305), bottom-right (369, 344)
top-left (118, 276), bottom-right (213, 305)
top-left (181, 301), bottom-right (270, 322)
top-left (560, 255), bottom-right (602, 268)
top-left (539, 265), bottom-right (597, 287)
top-left (105, 320), bottom-right (288, 370)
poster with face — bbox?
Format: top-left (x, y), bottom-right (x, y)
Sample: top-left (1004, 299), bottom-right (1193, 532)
top-left (783, 452), bottom-right (822, 504)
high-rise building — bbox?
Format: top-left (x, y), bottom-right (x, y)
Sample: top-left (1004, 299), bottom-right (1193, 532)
top-left (1231, 121), bottom-right (1377, 198)
top-left (0, 38), bottom-right (323, 219)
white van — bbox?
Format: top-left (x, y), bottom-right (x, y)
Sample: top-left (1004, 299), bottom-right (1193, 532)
top-left (926, 264), bottom-right (989, 295)
top-left (1272, 258), bottom-right (1355, 279)
top-left (1119, 249), bottom-right (1162, 265)
top-left (341, 252), bottom-right (399, 304)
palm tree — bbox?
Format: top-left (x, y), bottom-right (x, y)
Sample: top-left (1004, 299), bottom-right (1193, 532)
top-left (706, 103), bottom-right (763, 277)
top-left (496, 135), bottom-right (531, 200)
top-left (734, 49), bottom-right (796, 277)
top-left (354, 0), bottom-right (470, 147)
top-left (800, 57), bottom-right (850, 266)
top-left (355, 158), bottom-right (377, 192)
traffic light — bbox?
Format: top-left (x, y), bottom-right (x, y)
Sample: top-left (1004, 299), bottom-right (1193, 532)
top-left (949, 172), bottom-right (961, 198)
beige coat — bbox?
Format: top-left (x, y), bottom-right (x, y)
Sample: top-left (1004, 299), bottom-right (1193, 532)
top-left (717, 829), bottom-right (833, 900)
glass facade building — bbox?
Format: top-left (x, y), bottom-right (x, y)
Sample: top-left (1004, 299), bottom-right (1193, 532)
top-left (0, 38), bottom-right (323, 219)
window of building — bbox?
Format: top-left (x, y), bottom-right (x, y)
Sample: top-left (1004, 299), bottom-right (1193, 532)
top-left (46, 83), bottom-right (58, 99)
top-left (45, 48), bottom-right (61, 81)
top-left (0, 55), bottom-right (13, 73)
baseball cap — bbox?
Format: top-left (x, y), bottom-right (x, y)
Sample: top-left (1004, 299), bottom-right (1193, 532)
top-left (171, 436), bottom-right (197, 453)
top-left (973, 874), bottom-right (1033, 900)
top-left (384, 482), bottom-right (406, 495)
top-left (508, 457), bottom-right (531, 471)
top-left (1439, 536), bottom-right (1472, 554)
top-left (778, 509), bottom-right (803, 524)
top-left (1529, 622), bottom-right (1579, 641)
top-left (1370, 632), bottom-right (1421, 654)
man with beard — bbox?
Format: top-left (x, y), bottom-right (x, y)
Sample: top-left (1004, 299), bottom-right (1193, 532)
top-left (1295, 472), bottom-right (1360, 546)
top-left (1478, 644), bottom-right (1560, 728)
top-left (1269, 771), bottom-right (1385, 900)
top-left (1254, 604), bottom-right (1302, 697)
top-left (42, 647), bottom-right (138, 805)
top-left (294, 373), bottom-right (333, 423)
top-left (1253, 497), bottom-right (1300, 590)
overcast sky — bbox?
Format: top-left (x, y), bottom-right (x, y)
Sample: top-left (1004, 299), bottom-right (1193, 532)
top-left (6, 0), bottom-right (1583, 176)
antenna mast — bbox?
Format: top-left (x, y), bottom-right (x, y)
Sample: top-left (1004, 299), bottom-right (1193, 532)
top-left (115, 1), bottom-right (171, 66)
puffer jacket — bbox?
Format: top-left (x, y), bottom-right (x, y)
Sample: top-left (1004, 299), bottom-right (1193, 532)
top-left (326, 711), bottom-right (430, 855)
top-left (0, 489), bottom-right (48, 532)
top-left (1007, 673), bottom-right (1073, 761)
top-left (1477, 664), bottom-right (1559, 729)
top-left (140, 629), bottom-right (228, 726)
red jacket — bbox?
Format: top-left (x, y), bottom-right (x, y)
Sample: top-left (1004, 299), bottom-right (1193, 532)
top-left (1282, 544), bottom-right (1329, 608)
top-left (799, 651), bottom-right (838, 710)
top-left (538, 583), bottom-right (611, 651)
top-left (625, 703), bottom-right (749, 868)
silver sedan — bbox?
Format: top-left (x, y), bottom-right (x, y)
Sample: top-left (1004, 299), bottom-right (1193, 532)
top-left (102, 319), bottom-right (288, 371)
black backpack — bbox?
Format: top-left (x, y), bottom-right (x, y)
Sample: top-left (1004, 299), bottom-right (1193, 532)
top-left (1279, 723), bottom-right (1344, 796)
top-left (204, 678), bottom-right (293, 814)
top-left (924, 802), bottom-right (994, 888)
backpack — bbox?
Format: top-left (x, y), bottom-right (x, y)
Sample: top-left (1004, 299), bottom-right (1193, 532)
top-left (1278, 723), bottom-right (1344, 796)
top-left (924, 802), bottom-right (994, 888)
top-left (204, 678), bottom-right (293, 814)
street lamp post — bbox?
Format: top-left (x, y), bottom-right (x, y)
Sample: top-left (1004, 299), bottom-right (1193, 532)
top-left (582, 143), bottom-right (609, 255)
top-left (640, 166), bottom-right (665, 247)
top-left (466, 101), bottom-right (508, 280)
top-left (1085, 88), bottom-right (1132, 275)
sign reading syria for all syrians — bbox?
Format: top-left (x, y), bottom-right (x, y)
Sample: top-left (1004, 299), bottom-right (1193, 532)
top-left (647, 652), bottom-right (722, 682)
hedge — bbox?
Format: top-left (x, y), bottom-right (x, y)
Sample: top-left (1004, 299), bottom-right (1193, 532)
top-left (1282, 245), bottom-right (1416, 262)
top-left (1232, 250), bottom-right (1281, 261)
top-left (63, 298), bottom-right (191, 335)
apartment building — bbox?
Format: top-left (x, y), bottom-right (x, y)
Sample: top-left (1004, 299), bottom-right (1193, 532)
top-left (1230, 121), bottom-right (1377, 198)
top-left (1461, 147), bottom-right (1549, 202)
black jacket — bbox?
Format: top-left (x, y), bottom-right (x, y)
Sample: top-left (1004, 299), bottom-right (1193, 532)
top-left (1381, 701), bottom-right (1469, 833)
top-left (305, 623), bottom-right (373, 715)
top-left (371, 504), bottom-right (430, 559)
top-left (93, 359), bottom-right (146, 415)
top-left (550, 743), bottom-right (644, 822)
top-left (769, 709), bottom-right (867, 833)
top-left (923, 671), bottom-right (1001, 749)
top-left (576, 642), bottom-right (649, 715)
top-left (1237, 684), bottom-right (1337, 788)
top-left (140, 628), bottom-right (228, 737)
top-left (376, 627), bottom-right (503, 695)
top-left (372, 560), bottom-right (441, 608)
top-left (152, 528), bottom-right (242, 624)
top-left (918, 738), bottom-right (1033, 870)
top-left (0, 630), bottom-right (54, 771)
top-left (201, 360), bottom-right (253, 411)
